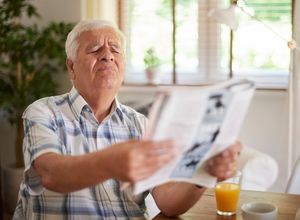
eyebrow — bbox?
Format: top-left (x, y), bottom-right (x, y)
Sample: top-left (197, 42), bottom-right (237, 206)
top-left (86, 41), bottom-right (121, 51)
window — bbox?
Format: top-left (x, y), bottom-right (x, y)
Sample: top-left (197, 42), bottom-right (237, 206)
top-left (233, 0), bottom-right (292, 88)
top-left (120, 0), bottom-right (292, 88)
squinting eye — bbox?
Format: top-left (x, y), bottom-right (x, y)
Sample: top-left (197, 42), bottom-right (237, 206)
top-left (112, 49), bottom-right (120, 54)
top-left (90, 48), bottom-right (99, 53)
top-left (111, 45), bottom-right (121, 53)
top-left (87, 45), bottom-right (101, 53)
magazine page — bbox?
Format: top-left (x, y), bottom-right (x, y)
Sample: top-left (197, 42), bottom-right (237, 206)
top-left (133, 79), bottom-right (255, 194)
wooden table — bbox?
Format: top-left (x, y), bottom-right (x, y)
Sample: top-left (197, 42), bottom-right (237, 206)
top-left (154, 188), bottom-right (300, 220)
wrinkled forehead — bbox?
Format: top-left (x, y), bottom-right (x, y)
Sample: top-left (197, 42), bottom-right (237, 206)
top-left (77, 27), bottom-right (122, 47)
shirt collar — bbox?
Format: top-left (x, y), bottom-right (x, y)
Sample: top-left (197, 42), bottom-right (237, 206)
top-left (101, 97), bottom-right (124, 123)
top-left (69, 87), bottom-right (89, 120)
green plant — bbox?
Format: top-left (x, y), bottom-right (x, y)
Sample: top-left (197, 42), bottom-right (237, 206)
top-left (0, 0), bottom-right (74, 167)
top-left (143, 48), bottom-right (160, 69)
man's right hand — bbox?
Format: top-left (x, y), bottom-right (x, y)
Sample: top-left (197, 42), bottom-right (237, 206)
top-left (101, 140), bottom-right (177, 183)
top-left (34, 139), bottom-right (176, 193)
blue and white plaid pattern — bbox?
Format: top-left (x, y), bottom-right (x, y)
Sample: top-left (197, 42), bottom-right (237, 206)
top-left (13, 87), bottom-right (149, 220)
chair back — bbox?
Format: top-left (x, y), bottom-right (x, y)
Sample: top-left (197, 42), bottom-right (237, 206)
top-left (286, 156), bottom-right (300, 194)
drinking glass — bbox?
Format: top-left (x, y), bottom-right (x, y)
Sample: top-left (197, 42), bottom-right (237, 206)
top-left (214, 171), bottom-right (242, 216)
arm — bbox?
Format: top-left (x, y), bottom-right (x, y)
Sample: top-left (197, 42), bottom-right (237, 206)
top-left (34, 140), bottom-right (176, 193)
top-left (25, 99), bottom-right (178, 193)
top-left (34, 151), bottom-right (109, 193)
top-left (151, 141), bottom-right (242, 217)
top-left (151, 182), bottom-right (206, 217)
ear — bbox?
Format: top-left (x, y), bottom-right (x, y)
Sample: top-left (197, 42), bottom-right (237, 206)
top-left (66, 58), bottom-right (76, 81)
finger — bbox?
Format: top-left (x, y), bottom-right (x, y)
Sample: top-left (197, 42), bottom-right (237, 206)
top-left (234, 140), bottom-right (243, 151)
top-left (143, 139), bottom-right (176, 149)
top-left (230, 140), bottom-right (242, 154)
top-left (141, 140), bottom-right (177, 159)
top-left (217, 150), bottom-right (239, 163)
top-left (210, 150), bottom-right (231, 162)
top-left (133, 151), bottom-right (176, 177)
top-left (208, 160), bottom-right (235, 173)
top-left (208, 163), bottom-right (237, 180)
top-left (207, 155), bottom-right (237, 172)
top-left (128, 163), bottom-right (168, 182)
top-left (133, 146), bottom-right (177, 165)
top-left (146, 140), bottom-right (177, 154)
top-left (216, 169), bottom-right (237, 181)
top-left (130, 145), bottom-right (176, 171)
top-left (219, 153), bottom-right (238, 164)
top-left (220, 149), bottom-right (236, 158)
top-left (209, 154), bottom-right (235, 167)
top-left (220, 141), bottom-right (242, 157)
top-left (139, 150), bottom-right (176, 171)
top-left (214, 161), bottom-right (237, 174)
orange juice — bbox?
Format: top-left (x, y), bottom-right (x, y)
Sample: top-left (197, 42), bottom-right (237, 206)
top-left (215, 182), bottom-right (240, 213)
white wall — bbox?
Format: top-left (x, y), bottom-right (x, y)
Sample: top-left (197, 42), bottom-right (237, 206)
top-left (33, 0), bottom-right (81, 24)
top-left (32, 0), bottom-right (81, 93)
top-left (239, 90), bottom-right (289, 192)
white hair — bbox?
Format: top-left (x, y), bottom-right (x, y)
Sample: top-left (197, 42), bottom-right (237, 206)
top-left (65, 20), bottom-right (126, 61)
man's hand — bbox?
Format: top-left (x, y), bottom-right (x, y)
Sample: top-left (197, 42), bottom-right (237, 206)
top-left (206, 141), bottom-right (242, 181)
top-left (101, 140), bottom-right (177, 183)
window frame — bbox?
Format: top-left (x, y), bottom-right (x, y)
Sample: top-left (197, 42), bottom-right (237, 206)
top-left (118, 0), bottom-right (293, 90)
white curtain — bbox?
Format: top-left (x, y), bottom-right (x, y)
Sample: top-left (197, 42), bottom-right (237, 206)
top-left (288, 0), bottom-right (300, 173)
top-left (80, 0), bottom-right (118, 22)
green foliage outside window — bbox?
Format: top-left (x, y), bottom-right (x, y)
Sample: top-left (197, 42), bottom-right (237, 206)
top-left (144, 48), bottom-right (161, 69)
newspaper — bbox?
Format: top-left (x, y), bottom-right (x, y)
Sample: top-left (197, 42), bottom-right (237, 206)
top-left (133, 79), bottom-right (255, 194)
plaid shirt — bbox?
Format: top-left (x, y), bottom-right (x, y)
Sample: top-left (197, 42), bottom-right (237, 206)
top-left (13, 87), bottom-right (149, 220)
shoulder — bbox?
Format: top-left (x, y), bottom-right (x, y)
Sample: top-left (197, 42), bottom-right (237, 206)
top-left (23, 93), bottom-right (69, 120)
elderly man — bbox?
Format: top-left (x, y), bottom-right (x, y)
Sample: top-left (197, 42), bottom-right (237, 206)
top-left (13, 20), bottom-right (241, 219)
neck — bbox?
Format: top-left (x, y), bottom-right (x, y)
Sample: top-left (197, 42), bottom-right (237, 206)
top-left (80, 88), bottom-right (117, 122)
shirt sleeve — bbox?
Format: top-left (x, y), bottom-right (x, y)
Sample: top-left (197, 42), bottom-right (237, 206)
top-left (22, 100), bottom-right (65, 195)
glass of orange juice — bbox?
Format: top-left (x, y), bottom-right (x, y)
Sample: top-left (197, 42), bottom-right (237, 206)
top-left (214, 171), bottom-right (242, 216)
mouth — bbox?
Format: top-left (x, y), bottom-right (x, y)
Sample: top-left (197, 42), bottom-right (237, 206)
top-left (96, 66), bottom-right (117, 73)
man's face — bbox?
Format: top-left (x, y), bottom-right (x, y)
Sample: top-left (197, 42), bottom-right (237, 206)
top-left (67, 28), bottom-right (125, 95)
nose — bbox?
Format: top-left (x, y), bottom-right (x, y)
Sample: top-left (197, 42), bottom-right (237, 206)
top-left (99, 47), bottom-right (114, 62)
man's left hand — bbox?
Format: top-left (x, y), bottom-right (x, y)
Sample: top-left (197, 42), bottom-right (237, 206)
top-left (206, 140), bottom-right (242, 181)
